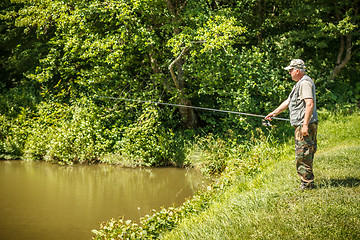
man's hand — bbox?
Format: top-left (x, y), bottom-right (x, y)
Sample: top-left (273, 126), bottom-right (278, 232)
top-left (301, 125), bottom-right (309, 136)
top-left (265, 112), bottom-right (275, 121)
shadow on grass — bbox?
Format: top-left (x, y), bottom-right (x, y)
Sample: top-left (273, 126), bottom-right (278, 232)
top-left (318, 177), bottom-right (360, 188)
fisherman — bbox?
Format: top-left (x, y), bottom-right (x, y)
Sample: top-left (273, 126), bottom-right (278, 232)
top-left (265, 59), bottom-right (318, 190)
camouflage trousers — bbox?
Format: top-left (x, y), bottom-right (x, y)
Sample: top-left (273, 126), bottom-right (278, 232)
top-left (294, 123), bottom-right (318, 186)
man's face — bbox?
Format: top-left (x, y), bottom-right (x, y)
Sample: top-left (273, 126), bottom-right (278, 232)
top-left (289, 68), bottom-right (300, 81)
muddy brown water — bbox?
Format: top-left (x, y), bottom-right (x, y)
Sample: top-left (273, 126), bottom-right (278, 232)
top-left (0, 160), bottom-right (209, 240)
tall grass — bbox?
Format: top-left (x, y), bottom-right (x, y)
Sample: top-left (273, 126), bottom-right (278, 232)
top-left (162, 110), bottom-right (360, 240)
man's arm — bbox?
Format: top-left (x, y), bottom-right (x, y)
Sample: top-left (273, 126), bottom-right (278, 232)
top-left (301, 98), bottom-right (314, 136)
top-left (265, 99), bottom-right (289, 120)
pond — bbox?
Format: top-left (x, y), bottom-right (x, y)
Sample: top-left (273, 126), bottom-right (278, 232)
top-left (0, 160), bottom-right (208, 240)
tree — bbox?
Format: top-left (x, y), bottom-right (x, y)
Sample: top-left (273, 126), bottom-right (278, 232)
top-left (327, 0), bottom-right (359, 81)
top-left (1, 0), bottom-right (359, 131)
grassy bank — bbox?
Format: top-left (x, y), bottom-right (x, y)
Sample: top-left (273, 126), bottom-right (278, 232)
top-left (161, 111), bottom-right (360, 239)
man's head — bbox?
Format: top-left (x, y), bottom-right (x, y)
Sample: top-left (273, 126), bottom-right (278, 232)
top-left (284, 59), bottom-right (306, 82)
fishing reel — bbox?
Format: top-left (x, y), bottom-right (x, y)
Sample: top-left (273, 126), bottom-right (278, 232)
top-left (262, 118), bottom-right (272, 127)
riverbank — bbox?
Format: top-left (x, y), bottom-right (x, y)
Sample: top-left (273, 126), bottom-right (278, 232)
top-left (92, 109), bottom-right (360, 239)
top-left (162, 110), bottom-right (360, 239)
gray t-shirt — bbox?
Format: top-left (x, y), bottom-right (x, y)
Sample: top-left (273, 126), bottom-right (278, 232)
top-left (288, 75), bottom-right (318, 126)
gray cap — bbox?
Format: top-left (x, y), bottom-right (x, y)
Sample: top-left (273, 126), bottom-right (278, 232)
top-left (284, 59), bottom-right (306, 70)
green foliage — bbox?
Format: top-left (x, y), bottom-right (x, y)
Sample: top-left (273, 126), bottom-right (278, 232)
top-left (184, 43), bottom-right (295, 135)
top-left (0, 96), bottom-right (184, 166)
top-left (0, 114), bottom-right (26, 159)
top-left (1, 0), bottom-right (358, 164)
top-left (22, 98), bottom-right (107, 164)
top-left (115, 106), bottom-right (180, 167)
top-left (184, 134), bottom-right (231, 175)
top-left (1, 0), bottom-right (359, 137)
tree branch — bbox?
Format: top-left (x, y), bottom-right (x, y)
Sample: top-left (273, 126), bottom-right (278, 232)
top-left (168, 46), bottom-right (189, 90)
top-left (168, 41), bottom-right (205, 90)
top-left (336, 35), bottom-right (344, 65)
top-left (329, 34), bottom-right (352, 81)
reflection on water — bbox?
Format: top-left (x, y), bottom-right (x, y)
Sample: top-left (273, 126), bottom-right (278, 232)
top-left (0, 161), bottom-right (208, 240)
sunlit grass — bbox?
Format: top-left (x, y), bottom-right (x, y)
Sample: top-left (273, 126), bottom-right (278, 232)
top-left (162, 111), bottom-right (360, 240)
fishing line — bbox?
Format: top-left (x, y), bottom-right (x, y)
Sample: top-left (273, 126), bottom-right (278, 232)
top-left (95, 96), bottom-right (290, 123)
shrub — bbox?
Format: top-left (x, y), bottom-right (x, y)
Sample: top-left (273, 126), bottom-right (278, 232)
top-left (23, 98), bottom-right (107, 164)
top-left (115, 106), bottom-right (179, 167)
top-left (184, 134), bottom-right (230, 175)
top-left (0, 114), bottom-right (27, 159)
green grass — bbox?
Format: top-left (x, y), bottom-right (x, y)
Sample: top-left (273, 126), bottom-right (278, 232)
top-left (161, 111), bottom-right (360, 240)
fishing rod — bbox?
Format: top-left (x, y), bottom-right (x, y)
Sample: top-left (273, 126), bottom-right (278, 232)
top-left (95, 96), bottom-right (290, 125)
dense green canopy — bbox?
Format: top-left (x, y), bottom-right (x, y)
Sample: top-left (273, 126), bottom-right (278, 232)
top-left (0, 0), bottom-right (359, 165)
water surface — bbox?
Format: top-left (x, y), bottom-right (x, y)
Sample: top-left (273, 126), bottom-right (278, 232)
top-left (0, 161), bottom-right (207, 240)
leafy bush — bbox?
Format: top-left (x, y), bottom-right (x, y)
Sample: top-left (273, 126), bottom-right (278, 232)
top-left (23, 98), bottom-right (109, 164)
top-left (0, 114), bottom-right (27, 159)
top-left (0, 98), bottom-right (184, 165)
top-left (184, 134), bottom-right (231, 175)
top-left (115, 106), bottom-right (180, 167)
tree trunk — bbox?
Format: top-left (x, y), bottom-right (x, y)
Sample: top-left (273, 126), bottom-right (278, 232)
top-left (328, 34), bottom-right (352, 82)
top-left (329, 1), bottom-right (354, 82)
top-left (166, 0), bottom-right (197, 129)
top-left (168, 45), bottom-right (197, 129)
